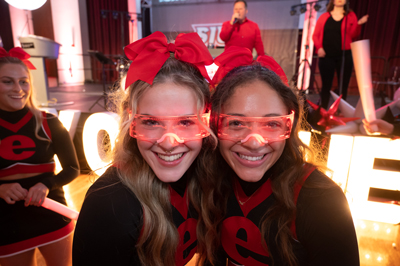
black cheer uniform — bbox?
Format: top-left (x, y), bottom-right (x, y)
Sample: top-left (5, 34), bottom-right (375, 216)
top-left (73, 166), bottom-right (198, 266)
top-left (216, 166), bottom-right (359, 266)
top-left (0, 107), bottom-right (79, 257)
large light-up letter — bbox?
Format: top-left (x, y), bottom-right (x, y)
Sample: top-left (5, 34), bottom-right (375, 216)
top-left (329, 135), bottom-right (400, 224)
top-left (58, 110), bottom-right (81, 139)
top-left (82, 112), bottom-right (119, 176)
top-left (327, 134), bottom-right (355, 191)
top-left (346, 136), bottom-right (400, 224)
top-left (298, 131), bottom-right (311, 146)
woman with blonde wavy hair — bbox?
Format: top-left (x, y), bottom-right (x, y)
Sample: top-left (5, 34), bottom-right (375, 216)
top-left (0, 47), bottom-right (80, 265)
top-left (209, 47), bottom-right (359, 266)
top-left (73, 32), bottom-right (222, 266)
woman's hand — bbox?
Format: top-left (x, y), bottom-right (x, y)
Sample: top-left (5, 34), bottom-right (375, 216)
top-left (362, 118), bottom-right (394, 135)
top-left (317, 48), bottom-right (326, 58)
top-left (0, 183), bottom-right (28, 204)
top-left (358, 15), bottom-right (369, 25)
top-left (230, 12), bottom-right (240, 25)
top-left (25, 182), bottom-right (49, 207)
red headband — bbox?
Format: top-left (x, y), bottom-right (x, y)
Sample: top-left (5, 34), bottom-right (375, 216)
top-left (124, 31), bottom-right (213, 89)
top-left (0, 47), bottom-right (36, 70)
top-left (210, 46), bottom-right (288, 86)
top-left (256, 55), bottom-right (288, 85)
top-left (211, 46), bottom-right (253, 86)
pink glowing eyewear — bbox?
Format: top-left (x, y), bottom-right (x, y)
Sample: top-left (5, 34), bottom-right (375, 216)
top-left (129, 113), bottom-right (210, 143)
top-left (218, 111), bottom-right (295, 144)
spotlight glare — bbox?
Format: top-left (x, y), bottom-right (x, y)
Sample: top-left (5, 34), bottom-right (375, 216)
top-left (5, 0), bottom-right (46, 10)
top-left (290, 7), bottom-right (297, 16)
top-left (300, 4), bottom-right (307, 14)
top-left (101, 10), bottom-right (107, 19)
top-left (112, 11), bottom-right (119, 20)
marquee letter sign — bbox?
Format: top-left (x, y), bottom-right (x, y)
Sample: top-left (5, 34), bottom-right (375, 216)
top-left (328, 135), bottom-right (400, 224)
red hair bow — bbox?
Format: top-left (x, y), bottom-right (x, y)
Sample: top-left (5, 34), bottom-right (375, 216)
top-left (256, 55), bottom-right (288, 85)
top-left (210, 46), bottom-right (288, 86)
top-left (124, 31), bottom-right (213, 89)
top-left (0, 47), bottom-right (36, 70)
top-left (211, 46), bottom-right (253, 86)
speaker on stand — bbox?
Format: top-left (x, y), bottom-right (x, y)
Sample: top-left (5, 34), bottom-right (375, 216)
top-left (88, 50), bottom-right (116, 111)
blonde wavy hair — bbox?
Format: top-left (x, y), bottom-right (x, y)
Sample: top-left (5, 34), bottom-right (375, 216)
top-left (112, 57), bottom-right (221, 266)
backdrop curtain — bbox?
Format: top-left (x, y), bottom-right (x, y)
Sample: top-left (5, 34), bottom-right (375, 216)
top-left (350, 0), bottom-right (400, 80)
top-left (310, 0), bottom-right (400, 97)
top-left (86, 0), bottom-right (129, 83)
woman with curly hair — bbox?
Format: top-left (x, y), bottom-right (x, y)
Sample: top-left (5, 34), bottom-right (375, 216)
top-left (209, 47), bottom-right (359, 266)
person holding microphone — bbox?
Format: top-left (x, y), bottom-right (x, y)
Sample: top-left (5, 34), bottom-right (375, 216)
top-left (220, 0), bottom-right (265, 58)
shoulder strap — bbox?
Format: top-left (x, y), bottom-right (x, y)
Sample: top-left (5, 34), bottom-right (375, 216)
top-left (41, 111), bottom-right (52, 140)
top-left (290, 164), bottom-right (316, 240)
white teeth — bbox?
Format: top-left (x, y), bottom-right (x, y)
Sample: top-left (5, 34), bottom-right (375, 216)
top-left (238, 153), bottom-right (264, 161)
top-left (158, 153), bottom-right (184, 162)
top-left (10, 95), bottom-right (24, 99)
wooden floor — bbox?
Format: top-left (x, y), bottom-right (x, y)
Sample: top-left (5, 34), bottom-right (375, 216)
top-left (47, 83), bottom-right (113, 113)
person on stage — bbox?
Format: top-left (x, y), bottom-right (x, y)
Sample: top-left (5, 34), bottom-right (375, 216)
top-left (0, 47), bottom-right (80, 266)
top-left (209, 47), bottom-right (359, 266)
top-left (220, 0), bottom-right (265, 58)
top-left (73, 32), bottom-right (221, 266)
top-left (312, 0), bottom-right (368, 109)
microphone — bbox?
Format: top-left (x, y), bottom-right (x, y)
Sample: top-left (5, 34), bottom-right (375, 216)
top-left (233, 18), bottom-right (238, 24)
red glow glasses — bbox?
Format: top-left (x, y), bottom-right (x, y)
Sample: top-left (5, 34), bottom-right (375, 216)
top-left (129, 113), bottom-right (210, 143)
top-left (218, 111), bottom-right (295, 144)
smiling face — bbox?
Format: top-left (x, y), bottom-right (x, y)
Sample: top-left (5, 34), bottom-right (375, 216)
top-left (233, 1), bottom-right (248, 21)
top-left (136, 81), bottom-right (203, 183)
top-left (0, 63), bottom-right (31, 112)
top-left (333, 0), bottom-right (346, 7)
top-left (219, 79), bottom-right (288, 182)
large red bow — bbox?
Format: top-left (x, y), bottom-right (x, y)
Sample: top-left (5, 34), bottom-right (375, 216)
top-left (0, 47), bottom-right (36, 70)
top-left (210, 46), bottom-right (288, 86)
top-left (124, 31), bottom-right (213, 88)
top-left (256, 55), bottom-right (288, 86)
top-left (211, 46), bottom-right (253, 86)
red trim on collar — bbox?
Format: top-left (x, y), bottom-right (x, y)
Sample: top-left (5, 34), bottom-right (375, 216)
top-left (0, 112), bottom-right (33, 133)
top-left (234, 177), bottom-right (273, 217)
top-left (169, 185), bottom-right (189, 219)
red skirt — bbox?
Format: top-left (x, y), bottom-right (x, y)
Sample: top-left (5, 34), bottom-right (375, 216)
top-left (0, 173), bottom-right (75, 257)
